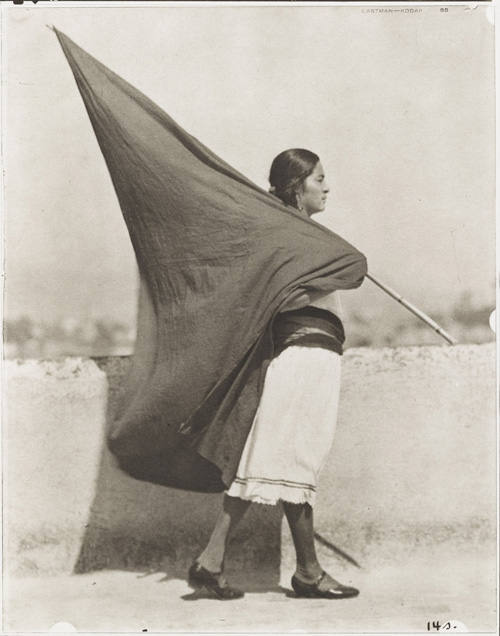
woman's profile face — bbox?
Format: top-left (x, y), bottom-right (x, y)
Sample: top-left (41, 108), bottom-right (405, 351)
top-left (298, 161), bottom-right (330, 216)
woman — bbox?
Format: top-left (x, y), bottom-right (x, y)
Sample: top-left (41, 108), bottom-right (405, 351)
top-left (55, 32), bottom-right (366, 602)
top-left (188, 149), bottom-right (361, 601)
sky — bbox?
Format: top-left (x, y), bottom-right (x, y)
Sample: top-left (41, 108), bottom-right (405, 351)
top-left (2, 2), bottom-right (496, 328)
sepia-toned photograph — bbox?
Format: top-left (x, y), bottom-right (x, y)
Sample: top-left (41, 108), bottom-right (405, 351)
top-left (1, 1), bottom-right (497, 633)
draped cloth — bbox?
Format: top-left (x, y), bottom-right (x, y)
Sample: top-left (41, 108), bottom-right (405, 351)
top-left (55, 29), bottom-right (367, 493)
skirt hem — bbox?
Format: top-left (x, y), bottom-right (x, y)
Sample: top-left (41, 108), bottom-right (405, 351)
top-left (226, 479), bottom-right (317, 507)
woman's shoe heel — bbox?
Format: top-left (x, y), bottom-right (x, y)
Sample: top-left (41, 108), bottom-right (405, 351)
top-left (188, 562), bottom-right (245, 600)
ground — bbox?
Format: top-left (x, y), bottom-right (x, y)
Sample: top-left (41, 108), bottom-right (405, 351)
top-left (4, 549), bottom-right (496, 634)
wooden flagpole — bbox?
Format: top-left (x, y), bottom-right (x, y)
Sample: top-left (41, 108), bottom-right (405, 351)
top-left (366, 273), bottom-right (458, 345)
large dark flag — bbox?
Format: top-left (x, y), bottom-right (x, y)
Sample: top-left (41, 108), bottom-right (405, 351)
top-left (55, 29), bottom-right (367, 492)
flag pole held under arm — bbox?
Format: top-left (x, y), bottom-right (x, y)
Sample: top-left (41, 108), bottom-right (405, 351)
top-left (366, 273), bottom-right (458, 345)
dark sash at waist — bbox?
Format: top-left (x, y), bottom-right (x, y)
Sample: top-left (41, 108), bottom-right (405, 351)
top-left (273, 306), bottom-right (345, 357)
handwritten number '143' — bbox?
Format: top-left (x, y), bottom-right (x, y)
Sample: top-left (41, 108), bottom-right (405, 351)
top-left (427, 622), bottom-right (455, 631)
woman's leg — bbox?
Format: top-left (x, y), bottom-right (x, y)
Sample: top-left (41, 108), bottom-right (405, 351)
top-left (282, 501), bottom-right (323, 582)
top-left (283, 501), bottom-right (359, 598)
top-left (196, 494), bottom-right (251, 573)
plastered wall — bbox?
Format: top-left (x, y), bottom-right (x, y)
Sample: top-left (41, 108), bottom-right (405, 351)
top-left (3, 344), bottom-right (496, 578)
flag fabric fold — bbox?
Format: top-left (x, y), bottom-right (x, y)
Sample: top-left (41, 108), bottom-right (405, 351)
top-left (55, 29), bottom-right (367, 492)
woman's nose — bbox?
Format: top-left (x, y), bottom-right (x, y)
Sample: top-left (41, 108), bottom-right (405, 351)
top-left (323, 182), bottom-right (330, 193)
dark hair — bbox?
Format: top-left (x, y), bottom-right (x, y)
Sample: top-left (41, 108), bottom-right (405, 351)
top-left (269, 148), bottom-right (319, 207)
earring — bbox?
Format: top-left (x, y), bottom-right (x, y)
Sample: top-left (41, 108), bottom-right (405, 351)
top-left (296, 194), bottom-right (304, 212)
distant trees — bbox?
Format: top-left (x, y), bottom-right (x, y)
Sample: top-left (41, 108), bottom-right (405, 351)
top-left (4, 316), bottom-right (42, 358)
top-left (3, 316), bottom-right (135, 359)
top-left (3, 291), bottom-right (495, 359)
top-left (453, 291), bottom-right (493, 328)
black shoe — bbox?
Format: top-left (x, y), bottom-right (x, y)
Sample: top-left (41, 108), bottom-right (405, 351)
top-left (291, 571), bottom-right (359, 599)
top-left (188, 562), bottom-right (245, 600)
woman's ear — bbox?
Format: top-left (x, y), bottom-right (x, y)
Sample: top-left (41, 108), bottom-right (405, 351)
top-left (295, 190), bottom-right (304, 212)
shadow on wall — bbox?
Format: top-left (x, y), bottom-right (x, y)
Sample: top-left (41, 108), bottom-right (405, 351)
top-left (74, 358), bottom-right (283, 588)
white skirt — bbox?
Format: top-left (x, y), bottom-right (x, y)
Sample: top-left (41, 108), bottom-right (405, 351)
top-left (226, 345), bottom-right (341, 507)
